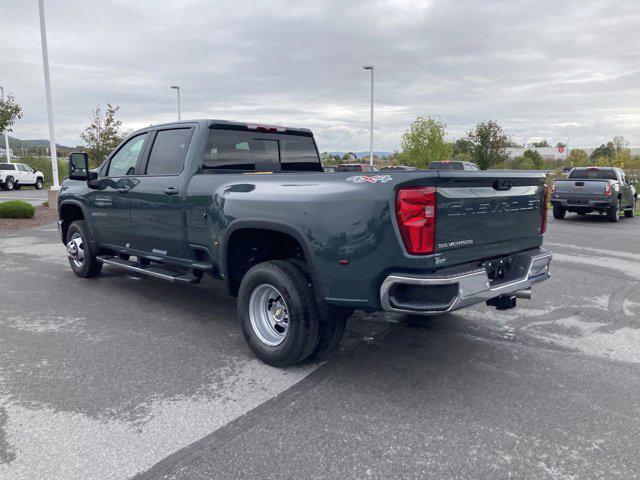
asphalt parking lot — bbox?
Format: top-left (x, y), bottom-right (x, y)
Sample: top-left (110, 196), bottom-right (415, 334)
top-left (1, 213), bottom-right (639, 479)
top-left (0, 189), bottom-right (47, 206)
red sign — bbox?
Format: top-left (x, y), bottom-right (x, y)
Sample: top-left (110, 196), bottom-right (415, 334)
top-left (558, 146), bottom-right (565, 153)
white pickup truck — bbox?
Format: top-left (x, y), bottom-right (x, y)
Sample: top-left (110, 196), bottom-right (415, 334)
top-left (0, 163), bottom-right (45, 191)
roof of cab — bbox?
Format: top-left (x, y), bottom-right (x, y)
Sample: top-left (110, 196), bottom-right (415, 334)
top-left (136, 119), bottom-right (312, 134)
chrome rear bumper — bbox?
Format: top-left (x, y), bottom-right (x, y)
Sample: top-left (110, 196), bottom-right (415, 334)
top-left (380, 250), bottom-right (552, 315)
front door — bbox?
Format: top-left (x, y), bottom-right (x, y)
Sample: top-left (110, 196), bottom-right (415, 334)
top-left (17, 164), bottom-right (36, 185)
top-left (129, 127), bottom-right (193, 259)
top-left (88, 133), bottom-right (148, 248)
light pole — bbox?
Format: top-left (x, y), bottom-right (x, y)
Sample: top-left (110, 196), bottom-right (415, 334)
top-left (171, 85), bottom-right (181, 121)
top-left (0, 87), bottom-right (10, 163)
top-left (37, 0), bottom-right (59, 190)
top-left (362, 65), bottom-right (374, 167)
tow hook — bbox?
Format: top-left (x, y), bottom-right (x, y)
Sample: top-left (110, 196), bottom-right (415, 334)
top-left (487, 295), bottom-right (517, 311)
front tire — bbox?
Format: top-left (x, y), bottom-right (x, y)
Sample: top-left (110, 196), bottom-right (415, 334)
top-left (35, 178), bottom-right (44, 190)
top-left (607, 201), bottom-right (620, 222)
top-left (552, 206), bottom-right (566, 219)
top-left (66, 220), bottom-right (102, 278)
top-left (238, 260), bottom-right (320, 367)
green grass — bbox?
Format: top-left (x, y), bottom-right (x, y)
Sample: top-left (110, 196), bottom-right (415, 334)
top-left (16, 156), bottom-right (67, 188)
top-left (0, 200), bottom-right (35, 219)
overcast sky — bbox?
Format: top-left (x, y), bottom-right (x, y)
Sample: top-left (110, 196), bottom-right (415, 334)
top-left (2, 0), bottom-right (640, 151)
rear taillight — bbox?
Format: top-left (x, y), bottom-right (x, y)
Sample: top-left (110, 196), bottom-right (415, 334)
top-left (541, 184), bottom-right (548, 235)
top-left (551, 181), bottom-right (556, 195)
top-left (604, 181), bottom-right (612, 196)
top-left (396, 187), bottom-right (436, 255)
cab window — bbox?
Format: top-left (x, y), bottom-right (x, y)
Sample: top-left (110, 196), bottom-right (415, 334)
top-left (146, 128), bottom-right (193, 175)
top-left (107, 133), bottom-right (148, 177)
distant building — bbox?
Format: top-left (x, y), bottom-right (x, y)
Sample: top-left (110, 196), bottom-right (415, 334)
top-left (0, 147), bottom-right (13, 157)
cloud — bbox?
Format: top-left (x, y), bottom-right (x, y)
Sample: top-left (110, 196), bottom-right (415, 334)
top-left (2, 0), bottom-right (640, 150)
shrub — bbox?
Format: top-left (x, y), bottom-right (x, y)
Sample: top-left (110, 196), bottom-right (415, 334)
top-left (0, 200), bottom-right (36, 219)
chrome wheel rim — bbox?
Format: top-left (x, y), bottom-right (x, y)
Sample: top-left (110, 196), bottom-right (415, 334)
top-left (248, 284), bottom-right (289, 346)
top-left (67, 232), bottom-right (85, 268)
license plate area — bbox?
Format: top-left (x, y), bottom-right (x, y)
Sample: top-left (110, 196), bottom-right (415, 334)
top-left (483, 254), bottom-right (530, 286)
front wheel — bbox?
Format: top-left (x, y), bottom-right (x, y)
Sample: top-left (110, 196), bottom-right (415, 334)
top-left (66, 220), bottom-right (102, 278)
top-left (238, 260), bottom-right (320, 367)
top-left (552, 205), bottom-right (566, 219)
top-left (35, 178), bottom-right (44, 190)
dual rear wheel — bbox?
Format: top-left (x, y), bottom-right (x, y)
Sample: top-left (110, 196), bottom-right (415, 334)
top-left (238, 259), bottom-right (350, 367)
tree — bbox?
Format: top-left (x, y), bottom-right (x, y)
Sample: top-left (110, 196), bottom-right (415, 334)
top-left (565, 148), bottom-right (589, 167)
top-left (80, 104), bottom-right (124, 165)
top-left (531, 140), bottom-right (550, 148)
top-left (590, 142), bottom-right (616, 163)
top-left (467, 120), bottom-right (509, 170)
top-left (400, 117), bottom-right (451, 168)
top-left (0, 92), bottom-right (23, 135)
top-left (613, 136), bottom-right (629, 152)
top-left (522, 149), bottom-right (544, 170)
top-left (556, 142), bottom-right (566, 148)
top-left (451, 138), bottom-right (474, 161)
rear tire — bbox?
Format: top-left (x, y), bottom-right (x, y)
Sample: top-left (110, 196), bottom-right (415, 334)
top-left (287, 258), bottom-right (350, 357)
top-left (552, 206), bottom-right (566, 219)
top-left (66, 220), bottom-right (103, 278)
top-left (238, 260), bottom-right (320, 367)
top-left (607, 201), bottom-right (620, 222)
top-left (624, 209), bottom-right (634, 218)
top-left (4, 177), bottom-right (14, 191)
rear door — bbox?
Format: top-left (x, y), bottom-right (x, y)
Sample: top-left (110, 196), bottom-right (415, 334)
top-left (129, 126), bottom-right (194, 259)
top-left (435, 172), bottom-right (545, 265)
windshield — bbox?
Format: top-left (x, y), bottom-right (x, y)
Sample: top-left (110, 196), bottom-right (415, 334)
top-left (568, 169), bottom-right (618, 180)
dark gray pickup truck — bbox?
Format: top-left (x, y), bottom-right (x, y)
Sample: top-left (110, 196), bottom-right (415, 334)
top-left (551, 166), bottom-right (637, 221)
top-left (58, 119), bottom-right (552, 366)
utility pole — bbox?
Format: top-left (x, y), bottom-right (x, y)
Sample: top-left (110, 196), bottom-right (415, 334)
top-left (362, 66), bottom-right (374, 167)
top-left (171, 85), bottom-right (181, 121)
top-left (0, 87), bottom-right (10, 163)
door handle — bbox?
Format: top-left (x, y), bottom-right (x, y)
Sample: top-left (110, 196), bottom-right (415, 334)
top-left (164, 187), bottom-right (180, 195)
top-left (118, 187), bottom-right (130, 193)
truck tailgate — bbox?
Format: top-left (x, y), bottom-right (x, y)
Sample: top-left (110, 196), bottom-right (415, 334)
top-left (434, 172), bottom-right (545, 265)
top-left (554, 179), bottom-right (607, 196)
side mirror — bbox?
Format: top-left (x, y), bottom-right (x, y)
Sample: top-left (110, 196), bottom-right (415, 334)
top-left (69, 152), bottom-right (90, 180)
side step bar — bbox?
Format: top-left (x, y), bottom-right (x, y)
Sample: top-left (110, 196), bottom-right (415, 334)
top-left (97, 256), bottom-right (201, 285)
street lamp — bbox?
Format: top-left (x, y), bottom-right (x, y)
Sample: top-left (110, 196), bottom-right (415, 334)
top-left (0, 87), bottom-right (10, 163)
top-left (37, 0), bottom-right (60, 190)
top-left (362, 65), bottom-right (374, 167)
top-left (170, 85), bottom-right (181, 121)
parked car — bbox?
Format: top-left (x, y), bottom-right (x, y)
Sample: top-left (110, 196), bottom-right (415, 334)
top-left (323, 166), bottom-right (336, 173)
top-left (58, 119), bottom-right (552, 367)
top-left (0, 163), bottom-right (45, 190)
top-left (428, 160), bottom-right (480, 171)
top-left (551, 166), bottom-right (637, 222)
top-left (380, 165), bottom-right (420, 171)
top-left (335, 163), bottom-right (379, 172)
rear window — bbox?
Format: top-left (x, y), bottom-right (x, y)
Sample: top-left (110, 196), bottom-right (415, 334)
top-left (202, 129), bottom-right (321, 172)
top-left (0, 164), bottom-right (15, 170)
top-left (568, 169), bottom-right (618, 180)
top-left (335, 165), bottom-right (362, 172)
top-left (428, 162), bottom-right (464, 171)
